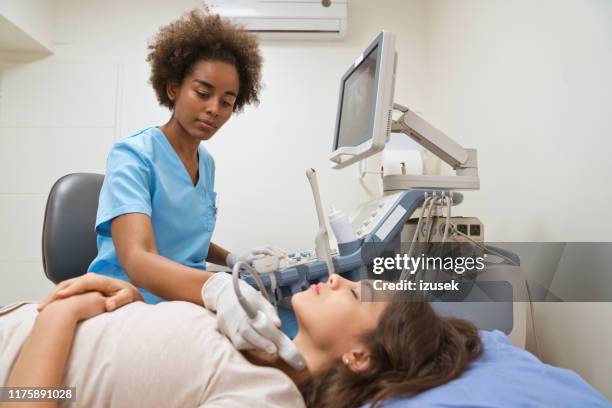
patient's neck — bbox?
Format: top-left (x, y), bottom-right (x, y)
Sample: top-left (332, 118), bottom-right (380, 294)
top-left (243, 350), bottom-right (310, 386)
top-left (242, 333), bottom-right (327, 386)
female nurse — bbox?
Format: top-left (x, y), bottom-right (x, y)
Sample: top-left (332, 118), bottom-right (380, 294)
top-left (78, 9), bottom-right (281, 353)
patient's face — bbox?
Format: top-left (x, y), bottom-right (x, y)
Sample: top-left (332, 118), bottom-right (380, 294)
top-left (292, 275), bottom-right (387, 358)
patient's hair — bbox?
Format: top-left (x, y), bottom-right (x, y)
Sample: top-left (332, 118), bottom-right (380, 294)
top-left (300, 300), bottom-right (483, 408)
top-left (146, 8), bottom-right (262, 112)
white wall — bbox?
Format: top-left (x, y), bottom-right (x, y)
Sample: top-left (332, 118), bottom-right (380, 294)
top-left (0, 0), bottom-right (54, 53)
top-left (1, 0), bottom-right (610, 399)
top-left (424, 0), bottom-right (612, 398)
top-left (0, 0), bottom-right (428, 301)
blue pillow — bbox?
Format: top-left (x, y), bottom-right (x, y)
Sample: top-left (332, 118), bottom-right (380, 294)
top-left (375, 330), bottom-right (610, 407)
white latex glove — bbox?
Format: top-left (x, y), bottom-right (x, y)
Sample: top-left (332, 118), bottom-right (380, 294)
top-left (202, 272), bottom-right (282, 353)
top-left (226, 246), bottom-right (286, 269)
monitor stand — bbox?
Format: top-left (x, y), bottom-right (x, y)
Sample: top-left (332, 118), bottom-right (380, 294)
top-left (383, 103), bottom-right (480, 192)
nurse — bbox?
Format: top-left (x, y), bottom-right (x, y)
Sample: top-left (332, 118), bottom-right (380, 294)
top-left (82, 9), bottom-right (280, 352)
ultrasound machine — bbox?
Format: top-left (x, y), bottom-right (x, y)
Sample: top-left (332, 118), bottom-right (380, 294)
top-left (239, 31), bottom-right (527, 347)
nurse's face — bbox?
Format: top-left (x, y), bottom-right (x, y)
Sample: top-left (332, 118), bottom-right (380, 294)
top-left (167, 59), bottom-right (239, 141)
top-left (292, 275), bottom-right (388, 360)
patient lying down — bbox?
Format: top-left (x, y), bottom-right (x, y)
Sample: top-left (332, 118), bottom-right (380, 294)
top-left (1, 274), bottom-right (483, 407)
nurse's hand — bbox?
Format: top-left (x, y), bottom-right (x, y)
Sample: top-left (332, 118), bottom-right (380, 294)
top-left (37, 273), bottom-right (143, 313)
top-left (202, 272), bottom-right (281, 354)
top-left (226, 245), bottom-right (286, 268)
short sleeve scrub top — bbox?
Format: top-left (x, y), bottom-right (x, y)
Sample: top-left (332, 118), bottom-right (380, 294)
top-left (88, 127), bottom-right (217, 304)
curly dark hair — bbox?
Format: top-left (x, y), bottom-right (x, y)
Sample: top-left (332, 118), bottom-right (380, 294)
top-left (146, 8), bottom-right (262, 112)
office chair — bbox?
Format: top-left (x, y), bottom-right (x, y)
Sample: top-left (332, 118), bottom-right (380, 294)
top-left (42, 173), bottom-right (104, 284)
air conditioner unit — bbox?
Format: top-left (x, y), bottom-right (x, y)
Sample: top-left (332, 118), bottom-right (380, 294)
top-left (209, 0), bottom-right (348, 40)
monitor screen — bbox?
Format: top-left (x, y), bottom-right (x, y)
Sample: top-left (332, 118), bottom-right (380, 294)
top-left (334, 45), bottom-right (379, 150)
top-left (330, 31), bottom-right (396, 169)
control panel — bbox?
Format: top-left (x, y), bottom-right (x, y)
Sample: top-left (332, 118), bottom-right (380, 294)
top-left (241, 189), bottom-right (464, 301)
top-left (281, 248), bottom-right (338, 269)
top-left (350, 192), bottom-right (403, 238)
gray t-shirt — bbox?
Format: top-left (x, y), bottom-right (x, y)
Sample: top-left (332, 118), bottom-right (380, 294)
top-left (0, 301), bottom-right (305, 408)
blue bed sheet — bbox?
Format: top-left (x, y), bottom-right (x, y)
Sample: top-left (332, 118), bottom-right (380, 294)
top-left (377, 330), bottom-right (610, 407)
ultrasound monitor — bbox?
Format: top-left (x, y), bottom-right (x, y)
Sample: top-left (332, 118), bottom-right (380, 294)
top-left (330, 31), bottom-right (397, 169)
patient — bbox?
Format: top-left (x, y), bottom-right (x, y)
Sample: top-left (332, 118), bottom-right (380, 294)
top-left (0, 274), bottom-right (481, 407)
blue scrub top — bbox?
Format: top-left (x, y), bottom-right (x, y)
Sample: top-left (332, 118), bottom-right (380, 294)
top-left (88, 127), bottom-right (217, 303)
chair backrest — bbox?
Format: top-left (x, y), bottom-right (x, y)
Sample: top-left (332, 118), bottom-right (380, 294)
top-left (42, 173), bottom-right (104, 284)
